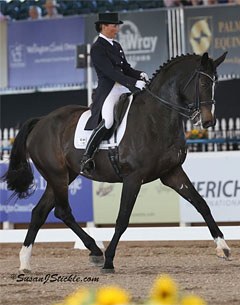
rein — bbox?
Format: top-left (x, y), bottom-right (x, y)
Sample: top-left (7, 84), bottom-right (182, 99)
top-left (145, 69), bottom-right (216, 121)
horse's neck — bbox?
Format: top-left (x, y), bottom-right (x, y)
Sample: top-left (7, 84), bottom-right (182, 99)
top-left (140, 70), bottom-right (186, 135)
top-left (138, 92), bottom-right (184, 133)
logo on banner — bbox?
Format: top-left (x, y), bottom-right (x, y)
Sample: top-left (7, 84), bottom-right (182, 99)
top-left (193, 179), bottom-right (240, 205)
top-left (69, 177), bottom-right (82, 195)
top-left (188, 17), bottom-right (213, 55)
top-left (34, 176), bottom-right (82, 196)
top-left (118, 20), bottom-right (158, 67)
top-left (9, 44), bottom-right (26, 68)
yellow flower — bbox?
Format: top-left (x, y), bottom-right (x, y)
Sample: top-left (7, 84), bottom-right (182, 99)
top-left (96, 286), bottom-right (130, 305)
top-left (150, 275), bottom-right (178, 305)
top-left (9, 137), bottom-right (15, 145)
top-left (191, 129), bottom-right (199, 136)
top-left (185, 128), bottom-right (208, 139)
top-left (64, 288), bottom-right (93, 305)
top-left (181, 295), bottom-right (206, 305)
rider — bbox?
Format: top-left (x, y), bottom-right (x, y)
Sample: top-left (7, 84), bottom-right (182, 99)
top-left (80, 12), bottom-right (149, 174)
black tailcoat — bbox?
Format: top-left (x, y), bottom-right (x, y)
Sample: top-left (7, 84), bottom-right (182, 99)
top-left (85, 37), bottom-right (142, 130)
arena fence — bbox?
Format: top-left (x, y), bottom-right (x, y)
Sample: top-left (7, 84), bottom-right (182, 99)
top-left (1, 117), bottom-right (239, 160)
top-left (0, 226), bottom-right (239, 249)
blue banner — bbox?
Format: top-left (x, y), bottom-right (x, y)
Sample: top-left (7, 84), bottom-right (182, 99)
top-left (0, 163), bottom-right (9, 222)
top-left (8, 16), bottom-right (85, 87)
top-left (0, 162), bottom-right (93, 223)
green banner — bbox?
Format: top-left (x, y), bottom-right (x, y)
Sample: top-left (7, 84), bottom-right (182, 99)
top-left (93, 180), bottom-right (179, 224)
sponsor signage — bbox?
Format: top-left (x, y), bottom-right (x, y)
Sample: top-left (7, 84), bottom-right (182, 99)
top-left (180, 152), bottom-right (240, 222)
top-left (85, 10), bottom-right (169, 82)
top-left (0, 162), bottom-right (93, 223)
top-left (184, 5), bottom-right (240, 76)
top-left (93, 181), bottom-right (179, 224)
top-left (8, 16), bottom-right (85, 87)
top-left (0, 163), bottom-right (8, 222)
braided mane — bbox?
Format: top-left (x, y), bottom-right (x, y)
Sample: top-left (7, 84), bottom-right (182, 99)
top-left (148, 53), bottom-right (201, 85)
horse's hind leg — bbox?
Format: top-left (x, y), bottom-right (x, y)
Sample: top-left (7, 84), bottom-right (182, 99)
top-left (160, 165), bottom-right (231, 259)
top-left (20, 186), bottom-right (55, 272)
top-left (51, 175), bottom-right (103, 264)
top-left (103, 174), bottom-right (142, 272)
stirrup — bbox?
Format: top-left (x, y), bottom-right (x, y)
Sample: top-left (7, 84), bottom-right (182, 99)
top-left (80, 157), bottom-right (95, 174)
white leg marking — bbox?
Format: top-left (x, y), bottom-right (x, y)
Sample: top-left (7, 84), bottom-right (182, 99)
top-left (19, 245), bottom-right (32, 272)
top-left (214, 237), bottom-right (231, 259)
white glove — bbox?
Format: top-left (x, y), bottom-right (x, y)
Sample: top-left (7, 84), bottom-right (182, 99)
top-left (135, 80), bottom-right (146, 90)
top-left (140, 72), bottom-right (149, 82)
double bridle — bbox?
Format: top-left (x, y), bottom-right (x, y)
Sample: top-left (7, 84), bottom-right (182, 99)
top-left (145, 69), bottom-right (217, 121)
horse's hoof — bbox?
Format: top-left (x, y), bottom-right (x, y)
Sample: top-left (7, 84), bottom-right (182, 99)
top-left (216, 247), bottom-right (231, 260)
top-left (89, 255), bottom-right (104, 267)
top-left (19, 268), bottom-right (31, 273)
top-left (101, 267), bottom-right (115, 274)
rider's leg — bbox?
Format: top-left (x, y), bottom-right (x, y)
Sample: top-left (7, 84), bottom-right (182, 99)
top-left (80, 119), bottom-right (109, 173)
top-left (102, 83), bottom-right (131, 128)
top-left (80, 84), bottom-right (130, 173)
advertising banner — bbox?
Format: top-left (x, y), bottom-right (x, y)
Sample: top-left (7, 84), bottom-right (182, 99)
top-left (0, 162), bottom-right (9, 222)
top-left (8, 16), bottom-right (85, 87)
top-left (93, 180), bottom-right (179, 225)
top-left (180, 151), bottom-right (240, 223)
top-left (0, 162), bottom-right (93, 223)
top-left (184, 5), bottom-right (240, 76)
top-left (0, 19), bottom-right (7, 88)
top-left (85, 9), bottom-right (169, 82)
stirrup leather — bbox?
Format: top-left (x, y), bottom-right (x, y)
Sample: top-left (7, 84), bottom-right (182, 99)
top-left (80, 156), bottom-right (95, 174)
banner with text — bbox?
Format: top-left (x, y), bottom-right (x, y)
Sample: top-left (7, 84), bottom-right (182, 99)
top-left (8, 16), bottom-right (85, 87)
top-left (184, 5), bottom-right (240, 76)
top-left (0, 162), bottom-right (93, 223)
top-left (85, 9), bottom-right (169, 83)
top-left (180, 151), bottom-right (240, 223)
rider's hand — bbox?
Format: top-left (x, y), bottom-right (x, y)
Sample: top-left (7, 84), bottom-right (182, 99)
top-left (135, 80), bottom-right (146, 90)
top-left (140, 72), bottom-right (149, 82)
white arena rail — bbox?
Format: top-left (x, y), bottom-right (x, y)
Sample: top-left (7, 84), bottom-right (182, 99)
top-left (0, 226), bottom-right (239, 249)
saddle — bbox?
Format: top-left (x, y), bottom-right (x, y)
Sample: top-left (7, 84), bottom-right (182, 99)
top-left (104, 93), bottom-right (132, 140)
top-left (114, 93), bottom-right (132, 130)
top-left (107, 92), bottom-right (132, 178)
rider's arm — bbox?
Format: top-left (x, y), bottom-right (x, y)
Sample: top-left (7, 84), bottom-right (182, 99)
top-left (91, 44), bottom-right (140, 91)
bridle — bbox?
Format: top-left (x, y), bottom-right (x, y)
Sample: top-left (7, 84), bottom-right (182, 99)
top-left (145, 69), bottom-right (217, 121)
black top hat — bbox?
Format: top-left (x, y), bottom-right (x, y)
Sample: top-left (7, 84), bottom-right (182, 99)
top-left (95, 13), bottom-right (123, 25)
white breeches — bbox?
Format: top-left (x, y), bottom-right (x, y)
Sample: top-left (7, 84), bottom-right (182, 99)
top-left (101, 83), bottom-right (130, 129)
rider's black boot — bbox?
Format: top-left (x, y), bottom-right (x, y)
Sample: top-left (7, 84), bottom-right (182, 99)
top-left (80, 120), bottom-right (109, 174)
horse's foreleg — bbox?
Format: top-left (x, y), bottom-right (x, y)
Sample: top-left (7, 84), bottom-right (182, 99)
top-left (20, 186), bottom-right (55, 272)
top-left (103, 174), bottom-right (142, 272)
top-left (160, 165), bottom-right (231, 259)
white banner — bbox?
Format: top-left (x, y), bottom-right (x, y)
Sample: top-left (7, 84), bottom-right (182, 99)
top-left (180, 151), bottom-right (240, 222)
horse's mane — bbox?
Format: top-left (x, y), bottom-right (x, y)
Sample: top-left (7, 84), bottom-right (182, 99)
top-left (148, 53), bottom-right (201, 85)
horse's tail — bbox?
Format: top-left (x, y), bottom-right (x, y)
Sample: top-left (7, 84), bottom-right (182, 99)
top-left (1, 118), bottom-right (40, 199)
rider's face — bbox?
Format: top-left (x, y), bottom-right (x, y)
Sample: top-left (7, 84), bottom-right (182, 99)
top-left (102, 24), bottom-right (120, 39)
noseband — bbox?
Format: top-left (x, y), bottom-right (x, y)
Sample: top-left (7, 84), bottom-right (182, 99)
top-left (145, 69), bottom-right (216, 121)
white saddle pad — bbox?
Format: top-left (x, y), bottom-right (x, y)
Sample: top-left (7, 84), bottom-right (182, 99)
top-left (74, 95), bottom-right (133, 150)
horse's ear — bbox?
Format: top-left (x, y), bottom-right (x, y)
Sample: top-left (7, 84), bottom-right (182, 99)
top-left (200, 52), bottom-right (209, 67)
top-left (214, 51), bottom-right (228, 68)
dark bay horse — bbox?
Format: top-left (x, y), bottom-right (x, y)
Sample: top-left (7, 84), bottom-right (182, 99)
top-left (3, 52), bottom-right (231, 273)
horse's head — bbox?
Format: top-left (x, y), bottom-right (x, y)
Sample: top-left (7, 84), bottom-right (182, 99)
top-left (181, 52), bottom-right (227, 128)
